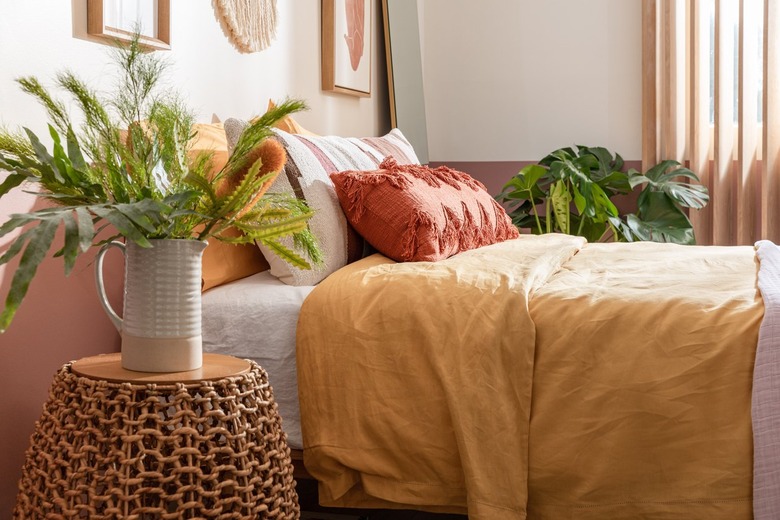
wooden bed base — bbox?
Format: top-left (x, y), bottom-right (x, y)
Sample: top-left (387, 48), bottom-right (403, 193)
top-left (290, 448), bottom-right (314, 480)
top-left (289, 449), bottom-right (465, 519)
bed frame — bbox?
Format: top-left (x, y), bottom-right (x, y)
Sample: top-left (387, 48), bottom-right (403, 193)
top-left (290, 449), bottom-right (465, 519)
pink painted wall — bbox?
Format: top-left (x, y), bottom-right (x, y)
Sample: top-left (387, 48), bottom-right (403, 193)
top-left (0, 188), bottom-right (123, 516)
top-left (0, 0), bottom-right (390, 514)
top-left (431, 160), bottom-right (643, 199)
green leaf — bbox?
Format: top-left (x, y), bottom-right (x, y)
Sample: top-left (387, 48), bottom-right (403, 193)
top-left (23, 128), bottom-right (61, 184)
top-left (65, 128), bottom-right (87, 172)
top-left (572, 183), bottom-right (586, 215)
top-left (0, 172), bottom-right (26, 197)
top-left (48, 125), bottom-right (74, 184)
top-left (0, 228), bottom-right (34, 266)
top-left (515, 164), bottom-right (547, 191)
top-left (591, 183), bottom-right (619, 222)
top-left (183, 172), bottom-right (216, 204)
top-left (550, 180), bottom-right (571, 233)
top-left (631, 163), bottom-right (710, 211)
top-left (571, 213), bottom-right (607, 242)
top-left (61, 211), bottom-right (79, 275)
top-left (0, 219), bottom-right (58, 332)
top-left (115, 200), bottom-right (169, 232)
top-left (626, 213), bottom-right (695, 244)
top-left (642, 160), bottom-right (681, 182)
top-left (630, 190), bottom-right (696, 244)
top-left (74, 207), bottom-right (95, 252)
top-left (235, 212), bottom-right (313, 239)
top-left (91, 207), bottom-right (151, 247)
top-left (259, 238), bottom-right (312, 270)
top-left (661, 181), bottom-right (710, 209)
top-left (0, 214), bottom-right (35, 239)
top-left (596, 170), bottom-right (631, 193)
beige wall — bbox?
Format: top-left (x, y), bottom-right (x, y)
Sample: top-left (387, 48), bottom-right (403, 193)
top-left (0, 0), bottom-right (388, 514)
top-left (421, 0), bottom-right (642, 162)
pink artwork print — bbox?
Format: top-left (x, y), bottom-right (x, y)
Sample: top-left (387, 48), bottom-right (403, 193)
top-left (343, 0), bottom-right (365, 71)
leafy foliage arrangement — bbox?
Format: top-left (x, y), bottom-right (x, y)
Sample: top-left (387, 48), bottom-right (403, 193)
top-left (0, 36), bottom-right (321, 331)
top-left (496, 145), bottom-right (710, 244)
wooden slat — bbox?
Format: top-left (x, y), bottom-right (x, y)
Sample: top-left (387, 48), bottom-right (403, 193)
top-left (643, 0), bottom-right (659, 170)
top-left (714, 0), bottom-right (738, 244)
top-left (689, 0), bottom-right (713, 245)
top-left (764, 0), bottom-right (780, 242)
top-left (737, 0), bottom-right (761, 245)
top-left (661, 0), bottom-right (677, 161)
top-left (675, 0), bottom-right (689, 163)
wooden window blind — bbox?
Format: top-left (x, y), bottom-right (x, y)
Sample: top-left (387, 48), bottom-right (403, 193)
top-left (644, 0), bottom-right (780, 245)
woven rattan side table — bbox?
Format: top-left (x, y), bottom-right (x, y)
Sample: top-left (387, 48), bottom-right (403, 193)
top-left (14, 353), bottom-right (300, 519)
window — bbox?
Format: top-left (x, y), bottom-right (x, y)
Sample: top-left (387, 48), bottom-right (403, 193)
top-left (643, 0), bottom-right (780, 245)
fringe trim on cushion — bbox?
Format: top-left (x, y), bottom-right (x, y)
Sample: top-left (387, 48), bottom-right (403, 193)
top-left (379, 157), bottom-right (485, 192)
top-left (461, 202), bottom-right (482, 251)
top-left (490, 198), bottom-right (521, 239)
top-left (440, 205), bottom-right (462, 255)
top-left (403, 209), bottom-right (436, 261)
top-left (337, 171), bottom-right (410, 222)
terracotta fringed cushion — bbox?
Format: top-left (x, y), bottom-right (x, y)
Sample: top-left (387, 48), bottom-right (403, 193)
top-left (330, 157), bottom-right (520, 262)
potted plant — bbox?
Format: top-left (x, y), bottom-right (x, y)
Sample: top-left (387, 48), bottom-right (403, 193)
top-left (495, 145), bottom-right (710, 244)
top-left (0, 35), bottom-right (321, 371)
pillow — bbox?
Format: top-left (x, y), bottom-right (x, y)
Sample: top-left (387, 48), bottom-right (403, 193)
top-left (189, 123), bottom-right (271, 291)
top-left (222, 123), bottom-right (420, 285)
top-left (266, 99), bottom-right (318, 136)
top-left (223, 100), bottom-right (319, 154)
top-left (330, 157), bottom-right (520, 262)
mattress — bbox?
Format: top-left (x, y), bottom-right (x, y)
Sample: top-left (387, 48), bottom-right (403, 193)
top-left (201, 271), bottom-right (314, 449)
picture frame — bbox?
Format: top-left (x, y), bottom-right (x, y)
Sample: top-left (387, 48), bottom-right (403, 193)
top-left (322, 0), bottom-right (372, 97)
top-left (87, 0), bottom-right (171, 51)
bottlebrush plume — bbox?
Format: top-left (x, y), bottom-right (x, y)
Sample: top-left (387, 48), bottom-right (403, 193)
top-left (232, 138), bottom-right (287, 217)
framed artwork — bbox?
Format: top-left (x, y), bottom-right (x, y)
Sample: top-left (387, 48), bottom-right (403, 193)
top-left (322, 0), bottom-right (372, 97)
top-left (87, 0), bottom-right (171, 51)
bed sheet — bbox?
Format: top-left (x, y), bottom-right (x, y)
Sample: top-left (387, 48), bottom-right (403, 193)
top-left (296, 236), bottom-right (764, 520)
top-left (201, 271), bottom-right (314, 449)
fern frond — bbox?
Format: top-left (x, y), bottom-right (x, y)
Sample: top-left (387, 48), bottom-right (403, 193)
top-left (258, 238), bottom-right (312, 270)
top-left (15, 77), bottom-right (71, 135)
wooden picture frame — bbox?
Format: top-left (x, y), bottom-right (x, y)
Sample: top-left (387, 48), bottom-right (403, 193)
top-left (87, 0), bottom-right (171, 51)
top-left (322, 0), bottom-right (372, 97)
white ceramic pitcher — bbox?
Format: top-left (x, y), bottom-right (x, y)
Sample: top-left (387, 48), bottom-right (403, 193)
top-left (95, 239), bottom-right (207, 372)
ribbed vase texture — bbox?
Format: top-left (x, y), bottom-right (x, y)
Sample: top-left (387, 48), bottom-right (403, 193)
top-left (124, 240), bottom-right (206, 338)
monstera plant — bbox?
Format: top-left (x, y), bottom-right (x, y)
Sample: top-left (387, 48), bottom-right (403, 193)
top-left (0, 34), bottom-right (321, 332)
top-left (496, 145), bottom-right (709, 244)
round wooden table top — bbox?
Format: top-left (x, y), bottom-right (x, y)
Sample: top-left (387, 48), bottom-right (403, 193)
top-left (71, 353), bottom-right (252, 384)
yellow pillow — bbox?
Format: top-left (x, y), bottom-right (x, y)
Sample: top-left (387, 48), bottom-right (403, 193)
top-left (267, 99), bottom-right (318, 136)
top-left (190, 122), bottom-right (271, 292)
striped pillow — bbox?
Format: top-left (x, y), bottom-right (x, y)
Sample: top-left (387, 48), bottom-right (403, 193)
top-left (225, 124), bottom-right (420, 285)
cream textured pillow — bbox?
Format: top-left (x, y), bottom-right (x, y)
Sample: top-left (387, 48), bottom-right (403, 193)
top-left (223, 122), bottom-right (420, 285)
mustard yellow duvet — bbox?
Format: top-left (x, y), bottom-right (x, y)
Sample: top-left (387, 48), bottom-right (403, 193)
top-left (296, 235), bottom-right (763, 519)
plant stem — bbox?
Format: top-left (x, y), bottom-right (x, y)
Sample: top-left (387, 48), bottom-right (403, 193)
top-left (527, 189), bottom-right (543, 235)
top-left (576, 214), bottom-right (585, 236)
top-left (545, 197), bottom-right (551, 233)
top-left (566, 181), bottom-right (571, 235)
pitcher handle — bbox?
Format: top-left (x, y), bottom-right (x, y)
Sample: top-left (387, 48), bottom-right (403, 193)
top-left (95, 241), bottom-right (125, 332)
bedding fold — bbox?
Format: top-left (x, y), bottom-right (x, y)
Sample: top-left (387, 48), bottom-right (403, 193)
top-left (297, 234), bottom-right (585, 519)
top-left (527, 242), bottom-right (762, 519)
top-left (297, 236), bottom-right (764, 519)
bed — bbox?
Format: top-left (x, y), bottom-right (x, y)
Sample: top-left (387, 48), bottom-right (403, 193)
top-left (203, 235), bottom-right (780, 520)
top-left (201, 124), bottom-right (780, 519)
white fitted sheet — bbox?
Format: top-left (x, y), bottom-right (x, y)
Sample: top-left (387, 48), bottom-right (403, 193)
top-left (201, 271), bottom-right (314, 449)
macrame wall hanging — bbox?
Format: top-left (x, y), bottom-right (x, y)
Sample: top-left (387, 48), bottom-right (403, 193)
top-left (212, 0), bottom-right (278, 53)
